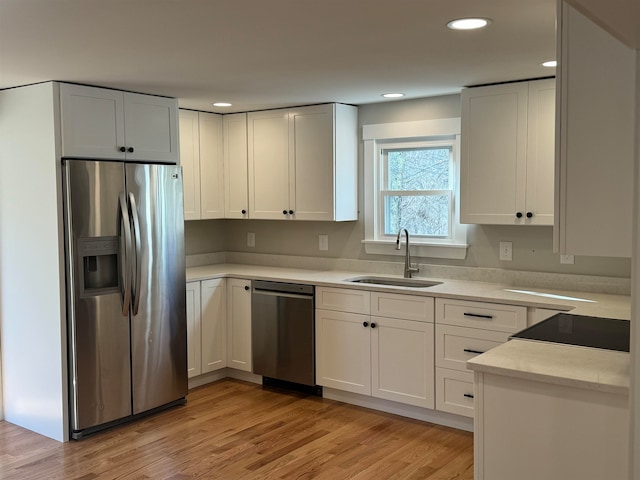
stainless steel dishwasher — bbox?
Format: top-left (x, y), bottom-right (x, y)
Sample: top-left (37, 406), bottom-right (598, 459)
top-left (251, 280), bottom-right (319, 392)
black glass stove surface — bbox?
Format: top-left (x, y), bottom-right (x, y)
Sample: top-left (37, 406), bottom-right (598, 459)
top-left (510, 313), bottom-right (630, 352)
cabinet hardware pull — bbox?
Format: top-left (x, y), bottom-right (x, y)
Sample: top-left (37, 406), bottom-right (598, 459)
top-left (370, 322), bottom-right (377, 328)
top-left (282, 210), bottom-right (288, 215)
top-left (119, 146), bottom-right (126, 152)
top-left (289, 210), bottom-right (294, 215)
top-left (526, 211), bottom-right (533, 218)
top-left (244, 285), bottom-right (250, 291)
top-left (516, 212), bottom-right (523, 218)
top-left (363, 321), bottom-right (369, 327)
top-left (241, 209), bottom-right (247, 214)
top-left (127, 147), bottom-right (134, 153)
top-left (464, 393), bottom-right (474, 399)
top-left (463, 313), bottom-right (494, 319)
top-left (463, 348), bottom-right (485, 354)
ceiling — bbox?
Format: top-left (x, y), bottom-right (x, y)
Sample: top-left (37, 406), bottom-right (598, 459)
top-left (1, 0), bottom-right (561, 113)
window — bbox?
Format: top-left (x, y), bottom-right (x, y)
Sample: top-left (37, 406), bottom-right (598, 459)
top-left (363, 118), bottom-right (467, 259)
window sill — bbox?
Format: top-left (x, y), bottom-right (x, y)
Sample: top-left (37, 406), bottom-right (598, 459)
top-left (362, 240), bottom-right (468, 260)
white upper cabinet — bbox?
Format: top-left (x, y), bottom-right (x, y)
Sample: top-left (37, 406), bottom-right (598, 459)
top-left (555, 2), bottom-right (635, 257)
top-left (460, 78), bottom-right (555, 225)
top-left (179, 110), bottom-right (224, 221)
top-left (248, 103), bottom-right (358, 221)
top-left (223, 113), bottom-right (249, 219)
top-left (60, 83), bottom-right (179, 163)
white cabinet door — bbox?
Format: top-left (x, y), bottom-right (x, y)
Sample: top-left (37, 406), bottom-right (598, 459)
top-left (248, 109), bottom-right (291, 220)
top-left (525, 79), bottom-right (555, 225)
top-left (461, 82), bottom-right (528, 224)
top-left (226, 278), bottom-right (252, 372)
top-left (315, 309), bottom-right (371, 395)
top-left (178, 110), bottom-right (201, 220)
top-left (289, 104), bottom-right (334, 220)
top-left (60, 83), bottom-right (126, 160)
top-left (223, 113), bottom-right (249, 219)
top-left (123, 92), bottom-right (179, 163)
top-left (555, 2), bottom-right (635, 257)
top-left (59, 83), bottom-right (178, 162)
top-left (198, 112), bottom-right (224, 219)
top-left (370, 316), bottom-right (434, 408)
top-left (186, 282), bottom-right (202, 378)
top-left (201, 278), bottom-right (227, 374)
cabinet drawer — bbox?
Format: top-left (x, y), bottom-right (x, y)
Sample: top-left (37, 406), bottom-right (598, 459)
top-left (435, 325), bottom-right (509, 371)
top-left (371, 292), bottom-right (434, 322)
top-left (435, 298), bottom-right (526, 332)
top-left (316, 287), bottom-right (370, 314)
top-left (435, 367), bottom-right (474, 418)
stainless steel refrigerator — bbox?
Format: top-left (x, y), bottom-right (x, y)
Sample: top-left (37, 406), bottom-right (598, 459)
top-left (62, 159), bottom-right (187, 439)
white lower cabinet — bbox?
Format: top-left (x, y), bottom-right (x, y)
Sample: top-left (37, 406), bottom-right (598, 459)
top-left (434, 298), bottom-right (526, 418)
top-left (315, 287), bottom-right (434, 409)
top-left (226, 278), bottom-right (252, 372)
top-left (186, 279), bottom-right (227, 379)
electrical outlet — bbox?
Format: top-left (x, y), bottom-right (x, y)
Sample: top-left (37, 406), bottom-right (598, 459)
top-left (560, 254), bottom-right (574, 264)
top-left (499, 241), bottom-right (513, 261)
top-left (247, 232), bottom-right (255, 248)
top-left (319, 234), bottom-right (329, 251)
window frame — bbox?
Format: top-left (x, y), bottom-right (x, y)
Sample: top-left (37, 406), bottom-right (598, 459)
top-left (362, 118), bottom-right (468, 260)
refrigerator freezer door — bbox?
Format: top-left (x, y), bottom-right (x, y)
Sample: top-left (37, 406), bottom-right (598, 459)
top-left (125, 163), bottom-right (187, 414)
top-left (64, 160), bottom-right (132, 432)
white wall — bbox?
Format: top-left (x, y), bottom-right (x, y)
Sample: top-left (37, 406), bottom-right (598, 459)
top-left (0, 83), bottom-right (68, 441)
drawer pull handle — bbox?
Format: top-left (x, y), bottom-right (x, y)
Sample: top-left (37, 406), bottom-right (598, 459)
top-left (463, 348), bottom-right (485, 355)
top-left (464, 393), bottom-right (474, 399)
top-left (463, 313), bottom-right (494, 319)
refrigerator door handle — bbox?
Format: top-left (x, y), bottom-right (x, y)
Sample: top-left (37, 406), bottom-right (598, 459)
top-left (128, 192), bottom-right (142, 316)
top-left (118, 192), bottom-right (133, 316)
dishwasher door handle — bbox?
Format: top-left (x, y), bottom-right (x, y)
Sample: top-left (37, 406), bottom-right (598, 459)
top-left (252, 289), bottom-right (313, 301)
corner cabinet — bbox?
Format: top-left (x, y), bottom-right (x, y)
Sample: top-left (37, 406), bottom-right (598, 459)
top-left (554, 2), bottom-right (635, 257)
top-left (247, 103), bottom-right (358, 221)
top-left (179, 110), bottom-right (224, 220)
top-left (59, 83), bottom-right (179, 163)
top-left (460, 78), bottom-right (555, 225)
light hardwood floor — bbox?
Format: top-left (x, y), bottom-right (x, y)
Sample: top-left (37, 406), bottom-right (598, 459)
top-left (0, 379), bottom-right (473, 479)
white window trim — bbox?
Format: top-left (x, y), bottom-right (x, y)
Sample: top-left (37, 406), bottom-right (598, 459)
top-left (363, 118), bottom-right (468, 260)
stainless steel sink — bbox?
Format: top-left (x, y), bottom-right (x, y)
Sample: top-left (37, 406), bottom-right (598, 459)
top-left (345, 276), bottom-right (442, 288)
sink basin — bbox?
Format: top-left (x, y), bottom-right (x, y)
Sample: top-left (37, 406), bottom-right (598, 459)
top-left (345, 276), bottom-right (442, 288)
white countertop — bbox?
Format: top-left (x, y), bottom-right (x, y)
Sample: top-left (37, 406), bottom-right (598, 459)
top-left (467, 339), bottom-right (630, 395)
top-left (186, 263), bottom-right (631, 319)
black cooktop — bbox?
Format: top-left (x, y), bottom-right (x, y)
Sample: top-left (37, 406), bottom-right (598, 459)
top-left (510, 313), bottom-right (630, 352)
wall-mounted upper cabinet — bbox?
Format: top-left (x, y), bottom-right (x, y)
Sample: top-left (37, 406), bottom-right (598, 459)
top-left (554, 2), bottom-right (635, 257)
top-left (59, 83), bottom-right (179, 163)
top-left (223, 113), bottom-right (249, 219)
top-left (460, 78), bottom-right (555, 226)
top-left (248, 103), bottom-right (358, 221)
top-left (179, 110), bottom-right (224, 220)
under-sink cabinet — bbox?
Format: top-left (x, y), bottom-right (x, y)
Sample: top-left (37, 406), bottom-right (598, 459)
top-left (315, 287), bottom-right (435, 409)
top-left (59, 83), bottom-right (179, 162)
top-left (434, 298), bottom-right (527, 417)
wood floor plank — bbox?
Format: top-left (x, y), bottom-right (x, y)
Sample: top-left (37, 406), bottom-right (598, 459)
top-left (0, 379), bottom-right (473, 479)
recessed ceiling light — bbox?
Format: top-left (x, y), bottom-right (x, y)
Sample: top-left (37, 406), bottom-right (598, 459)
top-left (542, 60), bottom-right (557, 68)
top-left (212, 102), bottom-right (232, 107)
top-left (446, 18), bottom-right (491, 30)
top-left (382, 93), bottom-right (405, 98)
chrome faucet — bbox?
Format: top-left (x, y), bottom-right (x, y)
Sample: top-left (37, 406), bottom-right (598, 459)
top-left (396, 228), bottom-right (419, 278)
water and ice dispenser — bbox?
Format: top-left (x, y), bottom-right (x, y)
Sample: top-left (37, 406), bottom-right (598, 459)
top-left (77, 236), bottom-right (120, 297)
